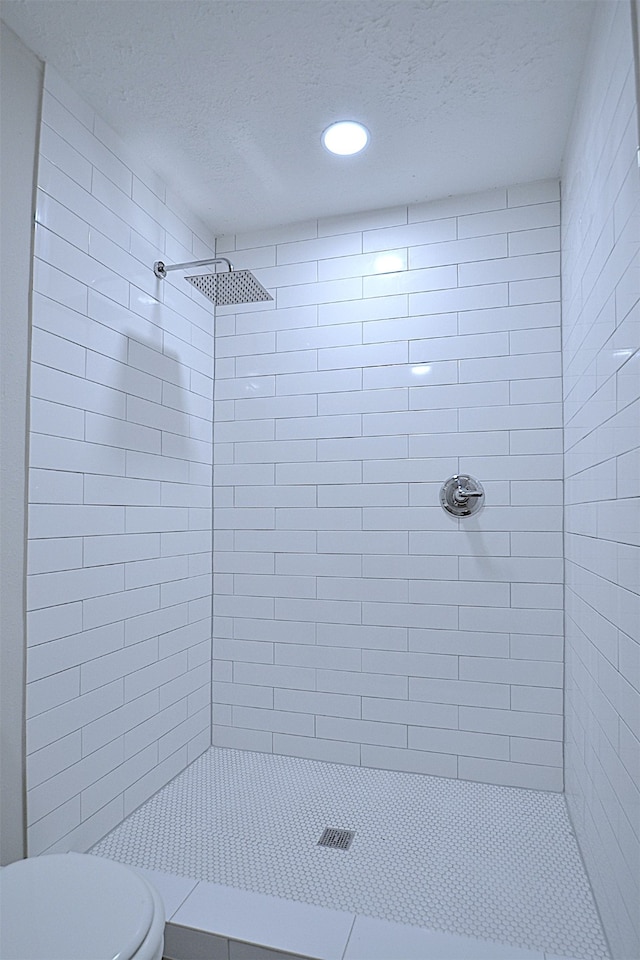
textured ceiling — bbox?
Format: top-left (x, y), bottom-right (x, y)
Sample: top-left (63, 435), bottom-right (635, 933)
top-left (1, 0), bottom-right (595, 236)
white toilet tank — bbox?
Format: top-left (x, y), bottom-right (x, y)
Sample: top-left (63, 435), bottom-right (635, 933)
top-left (0, 852), bottom-right (165, 960)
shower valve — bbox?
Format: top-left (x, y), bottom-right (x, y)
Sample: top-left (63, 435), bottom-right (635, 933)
top-left (440, 474), bottom-right (485, 517)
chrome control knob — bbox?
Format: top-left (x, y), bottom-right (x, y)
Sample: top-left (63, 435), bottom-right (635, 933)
top-left (440, 474), bottom-right (485, 517)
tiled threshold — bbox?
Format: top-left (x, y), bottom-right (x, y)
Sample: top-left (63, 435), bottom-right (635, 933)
top-left (136, 865), bottom-right (585, 960)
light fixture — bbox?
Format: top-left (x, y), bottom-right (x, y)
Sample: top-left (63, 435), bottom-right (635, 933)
top-left (322, 120), bottom-right (370, 156)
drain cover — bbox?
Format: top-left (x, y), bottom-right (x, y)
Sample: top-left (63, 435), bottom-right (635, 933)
top-left (317, 827), bottom-right (355, 850)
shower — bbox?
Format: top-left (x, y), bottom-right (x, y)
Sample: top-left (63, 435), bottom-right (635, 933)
top-left (153, 256), bottom-right (273, 306)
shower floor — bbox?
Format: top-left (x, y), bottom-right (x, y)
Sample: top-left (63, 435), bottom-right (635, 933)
top-left (91, 747), bottom-right (608, 960)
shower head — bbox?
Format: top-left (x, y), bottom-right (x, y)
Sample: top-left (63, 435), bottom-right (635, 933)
top-left (185, 270), bottom-right (271, 307)
top-left (153, 257), bottom-right (273, 306)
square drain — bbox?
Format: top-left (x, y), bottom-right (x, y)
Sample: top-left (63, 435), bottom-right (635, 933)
top-left (317, 827), bottom-right (355, 850)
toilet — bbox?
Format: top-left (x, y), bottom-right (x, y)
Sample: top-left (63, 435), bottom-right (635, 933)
top-left (0, 852), bottom-right (165, 960)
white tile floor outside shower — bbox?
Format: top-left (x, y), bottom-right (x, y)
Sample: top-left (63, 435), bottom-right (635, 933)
top-left (92, 748), bottom-right (609, 960)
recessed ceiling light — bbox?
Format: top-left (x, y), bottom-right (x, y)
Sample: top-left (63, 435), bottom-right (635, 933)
top-left (322, 121), bottom-right (370, 156)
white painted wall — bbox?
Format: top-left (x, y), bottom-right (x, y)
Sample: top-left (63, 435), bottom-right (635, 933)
top-left (561, 2), bottom-right (640, 957)
top-left (212, 183), bottom-right (565, 791)
top-left (25, 66), bottom-right (216, 855)
top-left (0, 23), bottom-right (43, 866)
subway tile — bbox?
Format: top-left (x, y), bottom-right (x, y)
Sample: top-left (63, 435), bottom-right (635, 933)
top-left (317, 669), bottom-right (407, 699)
top-left (408, 187), bottom-right (507, 223)
top-left (363, 457), bottom-right (457, 484)
top-left (276, 413), bottom-right (361, 441)
top-left (459, 351), bottom-right (561, 383)
top-left (363, 408), bottom-right (458, 437)
top-left (318, 435), bottom-right (408, 461)
top-left (363, 601), bottom-right (457, 630)
top-left (509, 276), bottom-right (560, 305)
top-left (278, 688), bottom-right (361, 720)
top-left (29, 469), bottom-right (83, 506)
top-left (235, 486), bottom-right (315, 508)
top-left (235, 440), bottom-right (317, 464)
top-left (361, 744), bottom-right (458, 778)
top-left (362, 697), bottom-right (457, 728)
top-left (275, 597), bottom-right (361, 625)
top-left (459, 705), bottom-right (562, 740)
top-left (363, 217), bottom-right (456, 253)
top-left (319, 294), bottom-right (408, 326)
top-left (316, 622), bottom-right (407, 651)
top-left (458, 301), bottom-right (560, 335)
top-left (234, 662), bottom-right (316, 691)
top-left (510, 736), bottom-right (563, 766)
top-left (318, 483), bottom-right (407, 508)
top-left (461, 402), bottom-right (561, 433)
top-left (508, 226), bottom-right (560, 257)
top-left (29, 397), bottom-right (85, 441)
top-left (276, 368), bottom-right (362, 396)
top-left (458, 202), bottom-right (560, 239)
top-left (363, 312), bottom-right (456, 344)
top-left (363, 264), bottom-right (457, 299)
top-left (458, 607), bottom-right (563, 636)
top-left (26, 668), bottom-right (81, 719)
top-left (410, 234), bottom-right (507, 270)
top-left (28, 680), bottom-right (124, 754)
top-left (275, 643), bottom-right (361, 671)
top-left (409, 282), bottom-right (509, 317)
top-left (28, 564), bottom-right (124, 611)
top-left (319, 248), bottom-right (407, 282)
top-left (362, 650), bottom-right (457, 679)
top-left (364, 360), bottom-right (457, 390)
top-left (272, 733), bottom-right (360, 765)
top-left (510, 326), bottom-right (561, 356)
top-left (318, 388), bottom-right (408, 416)
top-left (459, 252), bottom-right (559, 287)
top-left (319, 205), bottom-right (407, 237)
top-left (457, 756), bottom-right (563, 791)
top-left (277, 231), bottom-right (361, 265)
top-left (510, 686), bottom-right (563, 714)
top-left (276, 552), bottom-right (360, 578)
top-left (233, 706), bottom-right (314, 737)
top-left (409, 628), bottom-right (509, 658)
top-left (318, 340), bottom-right (407, 371)
top-left (410, 677), bottom-right (510, 709)
top-left (363, 554), bottom-right (458, 581)
top-left (407, 579), bottom-right (510, 608)
top-left (27, 537), bottom-right (83, 575)
top-left (83, 585), bottom-right (160, 630)
top-left (317, 716), bottom-right (406, 747)
top-left (27, 732), bottom-right (82, 790)
top-left (277, 277), bottom-right (362, 308)
top-left (408, 726), bottom-right (510, 760)
top-left (408, 331), bottom-right (510, 363)
top-left (459, 657), bottom-right (563, 687)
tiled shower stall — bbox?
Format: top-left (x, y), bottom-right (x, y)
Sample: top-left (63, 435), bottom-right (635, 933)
top-left (210, 181), bottom-right (565, 788)
top-left (3, 1), bottom-right (638, 958)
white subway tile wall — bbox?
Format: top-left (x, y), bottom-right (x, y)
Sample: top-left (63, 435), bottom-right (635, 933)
top-left (561, 4), bottom-right (640, 959)
top-left (25, 66), bottom-right (214, 854)
top-left (212, 178), bottom-right (564, 791)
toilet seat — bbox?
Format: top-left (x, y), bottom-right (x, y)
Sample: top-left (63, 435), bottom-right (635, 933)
top-left (0, 853), bottom-right (164, 960)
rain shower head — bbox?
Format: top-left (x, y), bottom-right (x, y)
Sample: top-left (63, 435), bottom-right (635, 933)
top-left (153, 257), bottom-right (273, 306)
top-left (185, 270), bottom-right (271, 307)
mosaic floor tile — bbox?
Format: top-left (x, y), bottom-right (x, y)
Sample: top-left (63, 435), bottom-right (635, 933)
top-left (92, 747), bottom-right (609, 959)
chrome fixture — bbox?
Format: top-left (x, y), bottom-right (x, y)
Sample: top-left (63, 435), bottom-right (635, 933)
top-left (440, 474), bottom-right (485, 517)
top-left (153, 256), bottom-right (273, 306)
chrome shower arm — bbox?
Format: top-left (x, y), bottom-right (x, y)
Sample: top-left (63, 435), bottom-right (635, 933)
top-left (153, 257), bottom-right (233, 279)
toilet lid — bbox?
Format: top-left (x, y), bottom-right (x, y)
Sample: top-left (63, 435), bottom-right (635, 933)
top-left (0, 853), bottom-right (155, 960)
